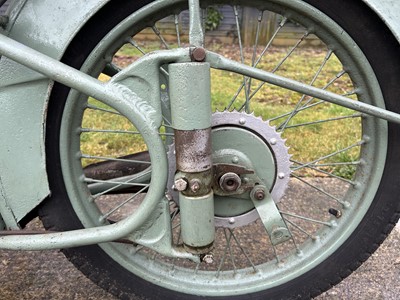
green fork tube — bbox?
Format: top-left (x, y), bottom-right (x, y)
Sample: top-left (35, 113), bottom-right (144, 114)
top-left (169, 62), bottom-right (215, 254)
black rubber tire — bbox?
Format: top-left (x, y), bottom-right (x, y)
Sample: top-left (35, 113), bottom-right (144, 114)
top-left (40, 0), bottom-right (400, 299)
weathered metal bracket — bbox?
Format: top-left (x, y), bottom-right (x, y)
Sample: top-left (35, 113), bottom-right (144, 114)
top-left (250, 186), bottom-right (291, 246)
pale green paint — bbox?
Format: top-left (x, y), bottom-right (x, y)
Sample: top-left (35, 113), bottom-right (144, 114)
top-left (0, 0), bottom-right (398, 228)
top-left (250, 187), bottom-right (291, 246)
top-left (363, 0), bottom-right (400, 43)
top-left (179, 192), bottom-right (215, 248)
top-left (169, 62), bottom-right (212, 130)
top-left (0, 0), bottom-right (111, 227)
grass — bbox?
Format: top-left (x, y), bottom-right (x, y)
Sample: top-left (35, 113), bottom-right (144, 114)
top-left (81, 44), bottom-right (361, 178)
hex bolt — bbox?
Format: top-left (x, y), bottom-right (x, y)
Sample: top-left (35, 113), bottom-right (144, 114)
top-left (174, 177), bottom-right (188, 192)
top-left (254, 188), bottom-right (265, 200)
top-left (189, 179), bottom-right (201, 193)
top-left (191, 47), bottom-right (206, 62)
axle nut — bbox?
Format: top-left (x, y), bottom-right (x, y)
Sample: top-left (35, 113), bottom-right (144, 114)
top-left (219, 172), bottom-right (242, 192)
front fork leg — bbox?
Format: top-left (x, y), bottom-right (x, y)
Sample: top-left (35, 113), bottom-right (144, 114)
top-left (169, 62), bottom-right (215, 254)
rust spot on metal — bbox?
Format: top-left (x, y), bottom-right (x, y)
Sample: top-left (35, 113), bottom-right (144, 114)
top-left (174, 128), bottom-right (212, 173)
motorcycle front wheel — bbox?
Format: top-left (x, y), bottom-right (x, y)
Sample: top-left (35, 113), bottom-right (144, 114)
top-left (41, 0), bottom-right (400, 299)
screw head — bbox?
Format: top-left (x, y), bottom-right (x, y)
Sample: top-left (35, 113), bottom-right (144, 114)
top-left (239, 118), bottom-right (246, 125)
top-left (174, 178), bottom-right (188, 192)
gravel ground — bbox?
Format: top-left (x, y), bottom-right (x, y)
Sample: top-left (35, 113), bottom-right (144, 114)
top-left (0, 219), bottom-right (399, 300)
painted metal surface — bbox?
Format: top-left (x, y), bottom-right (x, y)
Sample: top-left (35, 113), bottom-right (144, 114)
top-left (363, 0), bottom-right (400, 43)
top-left (0, 0), bottom-right (398, 229)
top-left (0, 0), bottom-right (396, 245)
top-left (170, 61), bottom-right (215, 252)
top-left (0, 0), bottom-right (110, 227)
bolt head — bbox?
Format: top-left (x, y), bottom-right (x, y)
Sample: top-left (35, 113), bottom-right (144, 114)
top-left (191, 47), bottom-right (206, 62)
top-left (174, 178), bottom-right (188, 192)
top-left (239, 117), bottom-right (246, 125)
top-left (202, 254), bottom-right (214, 264)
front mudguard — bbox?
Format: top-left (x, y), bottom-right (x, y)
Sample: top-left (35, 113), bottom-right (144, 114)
top-left (0, 0), bottom-right (111, 229)
top-left (0, 0), bottom-right (399, 229)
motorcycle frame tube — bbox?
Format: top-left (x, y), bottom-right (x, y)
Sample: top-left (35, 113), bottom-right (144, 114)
top-left (0, 33), bottom-right (170, 250)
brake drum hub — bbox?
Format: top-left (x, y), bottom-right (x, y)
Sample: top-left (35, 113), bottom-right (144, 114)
top-left (168, 111), bottom-right (291, 228)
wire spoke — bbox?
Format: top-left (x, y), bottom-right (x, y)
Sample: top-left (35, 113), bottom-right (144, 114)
top-left (226, 17), bottom-right (287, 110)
top-left (269, 70), bottom-right (347, 122)
top-left (291, 140), bottom-right (364, 172)
top-left (284, 217), bottom-right (317, 240)
top-left (84, 178), bottom-right (149, 187)
top-left (152, 25), bottom-right (170, 49)
top-left (128, 38), bottom-right (146, 55)
top-left (291, 173), bottom-right (348, 206)
top-left (229, 229), bottom-right (257, 272)
top-left (216, 228), bottom-right (233, 277)
top-left (247, 31), bottom-right (310, 102)
top-left (174, 14), bottom-right (181, 47)
top-left (233, 6), bottom-right (251, 112)
top-left (86, 104), bottom-right (121, 116)
top-left (81, 154), bottom-right (151, 165)
top-left (100, 185), bottom-right (149, 221)
top-left (283, 114), bottom-right (362, 129)
top-left (279, 211), bottom-right (332, 226)
top-left (224, 229), bottom-right (237, 273)
top-left (80, 128), bottom-right (173, 136)
top-left (291, 159), bottom-right (356, 185)
top-left (278, 50), bottom-right (333, 131)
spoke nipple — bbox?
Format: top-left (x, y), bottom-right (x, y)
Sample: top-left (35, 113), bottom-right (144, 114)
top-left (329, 208), bottom-right (342, 218)
top-left (239, 117), bottom-right (246, 125)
